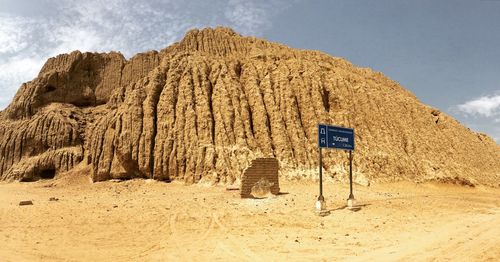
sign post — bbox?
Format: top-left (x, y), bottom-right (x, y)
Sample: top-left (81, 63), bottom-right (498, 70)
top-left (317, 147), bottom-right (325, 209)
top-left (317, 124), bottom-right (355, 211)
top-left (347, 150), bottom-right (355, 208)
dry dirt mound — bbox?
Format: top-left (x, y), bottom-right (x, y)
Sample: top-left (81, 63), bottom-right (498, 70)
top-left (1, 27), bottom-right (499, 186)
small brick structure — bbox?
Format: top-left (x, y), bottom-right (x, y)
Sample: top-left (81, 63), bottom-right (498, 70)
top-left (240, 158), bottom-right (280, 198)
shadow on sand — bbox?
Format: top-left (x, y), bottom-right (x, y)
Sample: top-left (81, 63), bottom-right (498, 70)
top-left (324, 203), bottom-right (371, 214)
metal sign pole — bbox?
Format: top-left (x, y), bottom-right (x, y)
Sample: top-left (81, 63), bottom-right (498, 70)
top-left (348, 151), bottom-right (354, 199)
top-left (316, 147), bottom-right (326, 211)
top-left (319, 147), bottom-right (324, 201)
top-left (347, 150), bottom-right (356, 208)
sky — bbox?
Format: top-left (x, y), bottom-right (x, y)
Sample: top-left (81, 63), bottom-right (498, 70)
top-left (0, 0), bottom-right (499, 141)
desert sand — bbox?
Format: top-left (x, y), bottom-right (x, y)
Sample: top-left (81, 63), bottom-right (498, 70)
top-left (1, 174), bottom-right (499, 261)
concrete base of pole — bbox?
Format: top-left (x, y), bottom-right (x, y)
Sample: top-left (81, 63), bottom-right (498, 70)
top-left (315, 199), bottom-right (326, 211)
top-left (315, 200), bottom-right (329, 216)
top-left (347, 198), bottom-right (356, 209)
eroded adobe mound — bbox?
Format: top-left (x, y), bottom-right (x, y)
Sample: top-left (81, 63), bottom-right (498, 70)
top-left (1, 27), bottom-right (499, 186)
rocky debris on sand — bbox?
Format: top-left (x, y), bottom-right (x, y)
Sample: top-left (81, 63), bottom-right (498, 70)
top-left (251, 178), bottom-right (274, 198)
top-left (19, 200), bottom-right (33, 206)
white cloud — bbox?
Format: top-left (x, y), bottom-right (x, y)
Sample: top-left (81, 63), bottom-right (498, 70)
top-left (0, 16), bottom-right (27, 53)
top-left (0, 14), bottom-right (46, 107)
top-left (454, 93), bottom-right (500, 144)
top-left (224, 0), bottom-right (293, 35)
top-left (0, 55), bottom-right (46, 106)
top-left (51, 28), bottom-right (103, 55)
top-left (224, 0), bottom-right (270, 35)
top-left (457, 94), bottom-right (500, 117)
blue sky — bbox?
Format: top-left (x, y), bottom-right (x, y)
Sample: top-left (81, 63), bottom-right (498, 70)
top-left (1, 0), bottom-right (499, 141)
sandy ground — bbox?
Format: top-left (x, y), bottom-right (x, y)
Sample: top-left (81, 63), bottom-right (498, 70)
top-left (1, 174), bottom-right (499, 262)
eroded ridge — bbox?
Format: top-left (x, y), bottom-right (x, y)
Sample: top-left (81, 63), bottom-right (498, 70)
top-left (1, 27), bottom-right (499, 186)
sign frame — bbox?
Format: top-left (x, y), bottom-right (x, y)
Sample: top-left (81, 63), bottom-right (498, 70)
top-left (316, 123), bottom-right (356, 211)
top-left (318, 123), bottom-right (355, 150)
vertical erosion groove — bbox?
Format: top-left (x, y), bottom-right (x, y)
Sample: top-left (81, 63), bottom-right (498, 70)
top-left (321, 86), bottom-right (330, 112)
top-left (207, 73), bottom-right (215, 144)
top-left (149, 100), bottom-right (158, 179)
top-left (149, 72), bottom-right (166, 179)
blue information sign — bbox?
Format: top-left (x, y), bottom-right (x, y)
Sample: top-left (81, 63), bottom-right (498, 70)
top-left (318, 124), bottom-right (354, 150)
